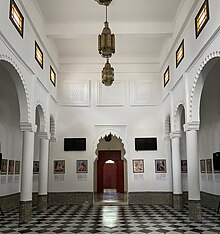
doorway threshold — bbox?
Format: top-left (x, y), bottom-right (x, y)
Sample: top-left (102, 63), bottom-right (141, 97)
top-left (94, 189), bottom-right (128, 205)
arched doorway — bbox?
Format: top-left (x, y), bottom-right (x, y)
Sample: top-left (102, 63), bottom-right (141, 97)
top-left (97, 150), bottom-right (124, 193)
top-left (94, 133), bottom-right (127, 203)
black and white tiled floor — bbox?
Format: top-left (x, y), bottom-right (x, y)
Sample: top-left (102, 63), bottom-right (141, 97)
top-left (0, 204), bottom-right (220, 233)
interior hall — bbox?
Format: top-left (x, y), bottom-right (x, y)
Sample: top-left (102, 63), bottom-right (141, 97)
top-left (0, 0), bottom-right (220, 233)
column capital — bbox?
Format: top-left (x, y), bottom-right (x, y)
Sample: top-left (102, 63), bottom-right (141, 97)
top-left (184, 121), bottom-right (200, 132)
top-left (164, 135), bottom-right (171, 141)
top-left (170, 130), bottom-right (182, 139)
top-left (38, 132), bottom-right (50, 140)
top-left (20, 122), bottom-right (37, 132)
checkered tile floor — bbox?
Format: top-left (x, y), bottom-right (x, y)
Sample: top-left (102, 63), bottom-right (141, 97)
top-left (0, 204), bottom-right (219, 233)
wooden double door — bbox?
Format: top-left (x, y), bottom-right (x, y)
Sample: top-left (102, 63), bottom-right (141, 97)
top-left (97, 150), bottom-right (124, 194)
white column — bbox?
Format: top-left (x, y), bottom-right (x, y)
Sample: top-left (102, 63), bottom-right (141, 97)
top-left (38, 137), bottom-right (49, 195)
top-left (184, 122), bottom-right (200, 200)
top-left (20, 131), bottom-right (35, 201)
top-left (170, 131), bottom-right (182, 195)
top-left (164, 135), bottom-right (172, 189)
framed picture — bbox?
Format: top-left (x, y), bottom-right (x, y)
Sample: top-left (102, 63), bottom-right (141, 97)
top-left (133, 159), bottom-right (144, 173)
top-left (206, 159), bottom-right (212, 173)
top-left (200, 159), bottom-right (206, 173)
top-left (33, 161), bottom-right (39, 174)
top-left (15, 161), bottom-right (20, 174)
top-left (155, 159), bottom-right (166, 173)
top-left (8, 160), bottom-right (14, 175)
top-left (1, 159), bottom-right (8, 175)
top-left (76, 160), bottom-right (88, 173)
top-left (54, 160), bottom-right (65, 174)
top-left (181, 160), bottom-right (187, 173)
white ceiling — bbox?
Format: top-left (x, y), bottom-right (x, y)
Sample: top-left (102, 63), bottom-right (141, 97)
top-left (35, 0), bottom-right (183, 64)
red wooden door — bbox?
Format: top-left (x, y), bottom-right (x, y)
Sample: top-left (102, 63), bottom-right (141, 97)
top-left (117, 160), bottom-right (124, 193)
top-left (97, 150), bottom-right (124, 194)
top-left (103, 163), bottom-right (117, 189)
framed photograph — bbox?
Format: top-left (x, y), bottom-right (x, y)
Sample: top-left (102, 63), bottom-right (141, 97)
top-left (33, 161), bottom-right (39, 174)
top-left (8, 160), bottom-right (14, 175)
top-left (1, 159), bottom-right (8, 175)
top-left (54, 160), bottom-right (65, 174)
top-left (206, 159), bottom-right (212, 173)
top-left (15, 161), bottom-right (20, 174)
top-left (76, 160), bottom-right (88, 173)
top-left (181, 160), bottom-right (187, 173)
top-left (200, 159), bottom-right (206, 173)
top-left (133, 159), bottom-right (144, 173)
top-left (155, 159), bottom-right (166, 173)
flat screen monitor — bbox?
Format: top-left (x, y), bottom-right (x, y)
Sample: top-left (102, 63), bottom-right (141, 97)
top-left (135, 137), bottom-right (157, 151)
top-left (213, 152), bottom-right (220, 172)
top-left (64, 138), bottom-right (86, 151)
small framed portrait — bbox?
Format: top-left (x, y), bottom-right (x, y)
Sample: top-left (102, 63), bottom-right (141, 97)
top-left (33, 161), bottom-right (39, 174)
top-left (181, 160), bottom-right (187, 173)
top-left (133, 159), bottom-right (144, 173)
top-left (1, 159), bottom-right (8, 175)
top-left (200, 159), bottom-right (206, 173)
top-left (54, 160), bottom-right (65, 174)
top-left (155, 159), bottom-right (166, 173)
top-left (8, 160), bottom-right (15, 175)
top-left (206, 159), bottom-right (212, 173)
top-left (15, 161), bottom-right (20, 174)
top-left (76, 160), bottom-right (88, 173)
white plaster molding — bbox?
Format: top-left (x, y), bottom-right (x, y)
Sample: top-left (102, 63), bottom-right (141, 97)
top-left (164, 113), bottom-right (171, 137)
top-left (61, 80), bottom-right (91, 106)
top-left (0, 53), bottom-right (31, 123)
top-left (189, 51), bottom-right (220, 121)
top-left (170, 130), bottom-right (182, 139)
top-left (93, 124), bottom-right (127, 158)
top-left (183, 121), bottom-right (200, 132)
top-left (97, 81), bottom-right (124, 106)
top-left (130, 80), bottom-right (160, 106)
top-left (20, 122), bottom-right (37, 132)
top-left (38, 132), bottom-right (50, 140)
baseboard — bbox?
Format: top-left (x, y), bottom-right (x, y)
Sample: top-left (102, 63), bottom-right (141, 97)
top-left (200, 191), bottom-right (220, 210)
top-left (128, 192), bottom-right (173, 205)
top-left (0, 193), bottom-right (20, 209)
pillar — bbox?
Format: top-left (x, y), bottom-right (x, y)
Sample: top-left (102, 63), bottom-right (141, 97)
top-left (170, 131), bottom-right (183, 211)
top-left (38, 132), bottom-right (50, 212)
top-left (184, 121), bottom-right (202, 221)
top-left (19, 124), bottom-right (35, 223)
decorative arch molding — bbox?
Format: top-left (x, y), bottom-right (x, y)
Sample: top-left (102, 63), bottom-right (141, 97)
top-left (94, 126), bottom-right (127, 158)
top-left (189, 51), bottom-right (220, 121)
top-left (50, 114), bottom-right (56, 142)
top-left (0, 54), bottom-right (30, 123)
top-left (35, 103), bottom-right (47, 133)
top-left (173, 101), bottom-right (185, 131)
top-left (164, 113), bottom-right (171, 138)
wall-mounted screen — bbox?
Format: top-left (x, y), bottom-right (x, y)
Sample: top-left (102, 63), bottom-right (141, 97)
top-left (213, 152), bottom-right (220, 172)
top-left (135, 138), bottom-right (157, 151)
top-left (64, 138), bottom-right (86, 151)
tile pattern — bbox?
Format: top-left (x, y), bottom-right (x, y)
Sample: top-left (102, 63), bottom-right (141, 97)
top-left (0, 204), bottom-right (220, 233)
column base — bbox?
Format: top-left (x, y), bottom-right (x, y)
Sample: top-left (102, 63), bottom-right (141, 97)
top-left (188, 200), bottom-right (202, 221)
top-left (173, 194), bottom-right (183, 211)
top-left (19, 201), bottom-right (32, 223)
top-left (38, 195), bottom-right (48, 212)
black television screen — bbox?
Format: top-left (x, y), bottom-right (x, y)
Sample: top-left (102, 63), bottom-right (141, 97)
top-left (135, 138), bottom-right (157, 151)
top-left (64, 138), bottom-right (86, 151)
top-left (213, 152), bottom-right (220, 172)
